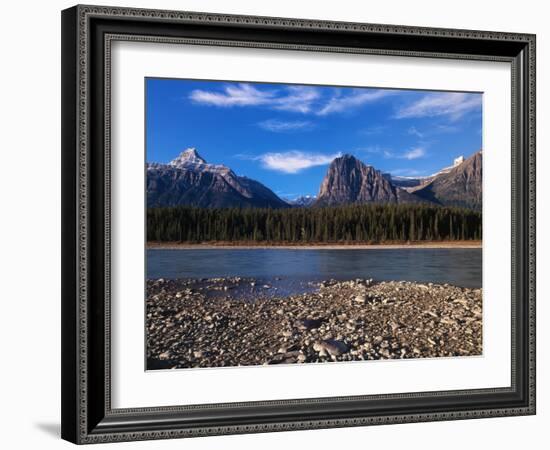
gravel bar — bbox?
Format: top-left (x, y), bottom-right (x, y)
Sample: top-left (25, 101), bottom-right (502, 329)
top-left (146, 277), bottom-right (482, 369)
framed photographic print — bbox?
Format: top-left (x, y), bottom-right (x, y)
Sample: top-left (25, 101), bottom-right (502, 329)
top-left (61, 5), bottom-right (536, 444)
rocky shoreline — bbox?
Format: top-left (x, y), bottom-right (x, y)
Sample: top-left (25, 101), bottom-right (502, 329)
top-left (146, 277), bottom-right (482, 369)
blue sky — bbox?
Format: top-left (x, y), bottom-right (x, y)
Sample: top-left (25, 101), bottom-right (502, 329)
top-left (146, 78), bottom-right (482, 199)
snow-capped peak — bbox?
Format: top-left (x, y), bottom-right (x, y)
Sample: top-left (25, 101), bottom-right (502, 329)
top-left (163, 147), bottom-right (239, 180)
top-left (169, 148), bottom-right (207, 167)
top-left (426, 155), bottom-right (466, 178)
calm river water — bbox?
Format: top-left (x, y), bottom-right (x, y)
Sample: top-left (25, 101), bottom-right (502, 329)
top-left (147, 248), bottom-right (481, 289)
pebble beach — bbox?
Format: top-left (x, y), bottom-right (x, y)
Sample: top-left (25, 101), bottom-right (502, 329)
top-left (146, 277), bottom-right (482, 369)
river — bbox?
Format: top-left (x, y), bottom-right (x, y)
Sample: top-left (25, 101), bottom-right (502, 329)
top-left (147, 248), bottom-right (481, 290)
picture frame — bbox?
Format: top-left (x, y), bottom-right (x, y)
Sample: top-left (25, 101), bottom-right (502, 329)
top-left (61, 4), bottom-right (536, 444)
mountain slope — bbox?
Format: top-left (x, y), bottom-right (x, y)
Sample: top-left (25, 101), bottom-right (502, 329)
top-left (147, 148), bottom-right (289, 209)
top-left (315, 154), bottom-right (422, 206)
top-left (412, 151), bottom-right (482, 210)
top-left (389, 156), bottom-right (467, 192)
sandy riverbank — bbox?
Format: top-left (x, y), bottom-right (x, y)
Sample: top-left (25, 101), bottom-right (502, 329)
top-left (146, 277), bottom-right (482, 370)
top-left (147, 241), bottom-right (482, 250)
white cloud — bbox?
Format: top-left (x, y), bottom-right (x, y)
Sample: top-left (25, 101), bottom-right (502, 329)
top-left (383, 147), bottom-right (427, 160)
top-left (189, 83), bottom-right (320, 113)
top-left (189, 83), bottom-right (394, 116)
top-left (395, 92), bottom-right (482, 121)
top-left (317, 89), bottom-right (393, 116)
top-left (274, 86), bottom-right (320, 113)
top-left (403, 147), bottom-right (426, 159)
top-left (255, 151), bottom-right (341, 174)
top-left (189, 83), bottom-right (275, 107)
top-left (258, 119), bottom-right (314, 132)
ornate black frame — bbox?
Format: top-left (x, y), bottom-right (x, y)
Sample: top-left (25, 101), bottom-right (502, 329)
top-left (61, 4), bottom-right (536, 444)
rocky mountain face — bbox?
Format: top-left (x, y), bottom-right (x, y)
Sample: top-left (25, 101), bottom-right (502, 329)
top-left (315, 155), bottom-right (415, 206)
top-left (147, 148), bottom-right (289, 209)
top-left (412, 151), bottom-right (482, 210)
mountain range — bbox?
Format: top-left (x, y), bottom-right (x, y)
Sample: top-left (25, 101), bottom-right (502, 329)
top-left (147, 148), bottom-right (482, 210)
top-left (286, 195), bottom-right (318, 207)
top-left (147, 148), bottom-right (289, 209)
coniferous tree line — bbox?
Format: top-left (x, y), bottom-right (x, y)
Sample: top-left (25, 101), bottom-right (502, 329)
top-left (147, 204), bottom-right (482, 243)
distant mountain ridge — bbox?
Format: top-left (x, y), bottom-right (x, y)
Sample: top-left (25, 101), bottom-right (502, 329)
top-left (287, 195), bottom-right (317, 207)
top-left (147, 148), bottom-right (482, 211)
top-left (147, 148), bottom-right (290, 209)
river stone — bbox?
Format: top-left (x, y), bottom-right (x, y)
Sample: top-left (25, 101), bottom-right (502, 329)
top-left (389, 321), bottom-right (400, 332)
top-left (354, 294), bottom-right (367, 304)
top-left (296, 318), bottom-right (323, 331)
top-left (313, 339), bottom-right (349, 357)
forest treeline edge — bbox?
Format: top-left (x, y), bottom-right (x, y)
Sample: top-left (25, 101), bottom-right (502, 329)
top-left (147, 204), bottom-right (482, 243)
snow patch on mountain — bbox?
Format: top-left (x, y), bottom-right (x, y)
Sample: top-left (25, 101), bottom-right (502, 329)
top-left (286, 195), bottom-right (317, 207)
